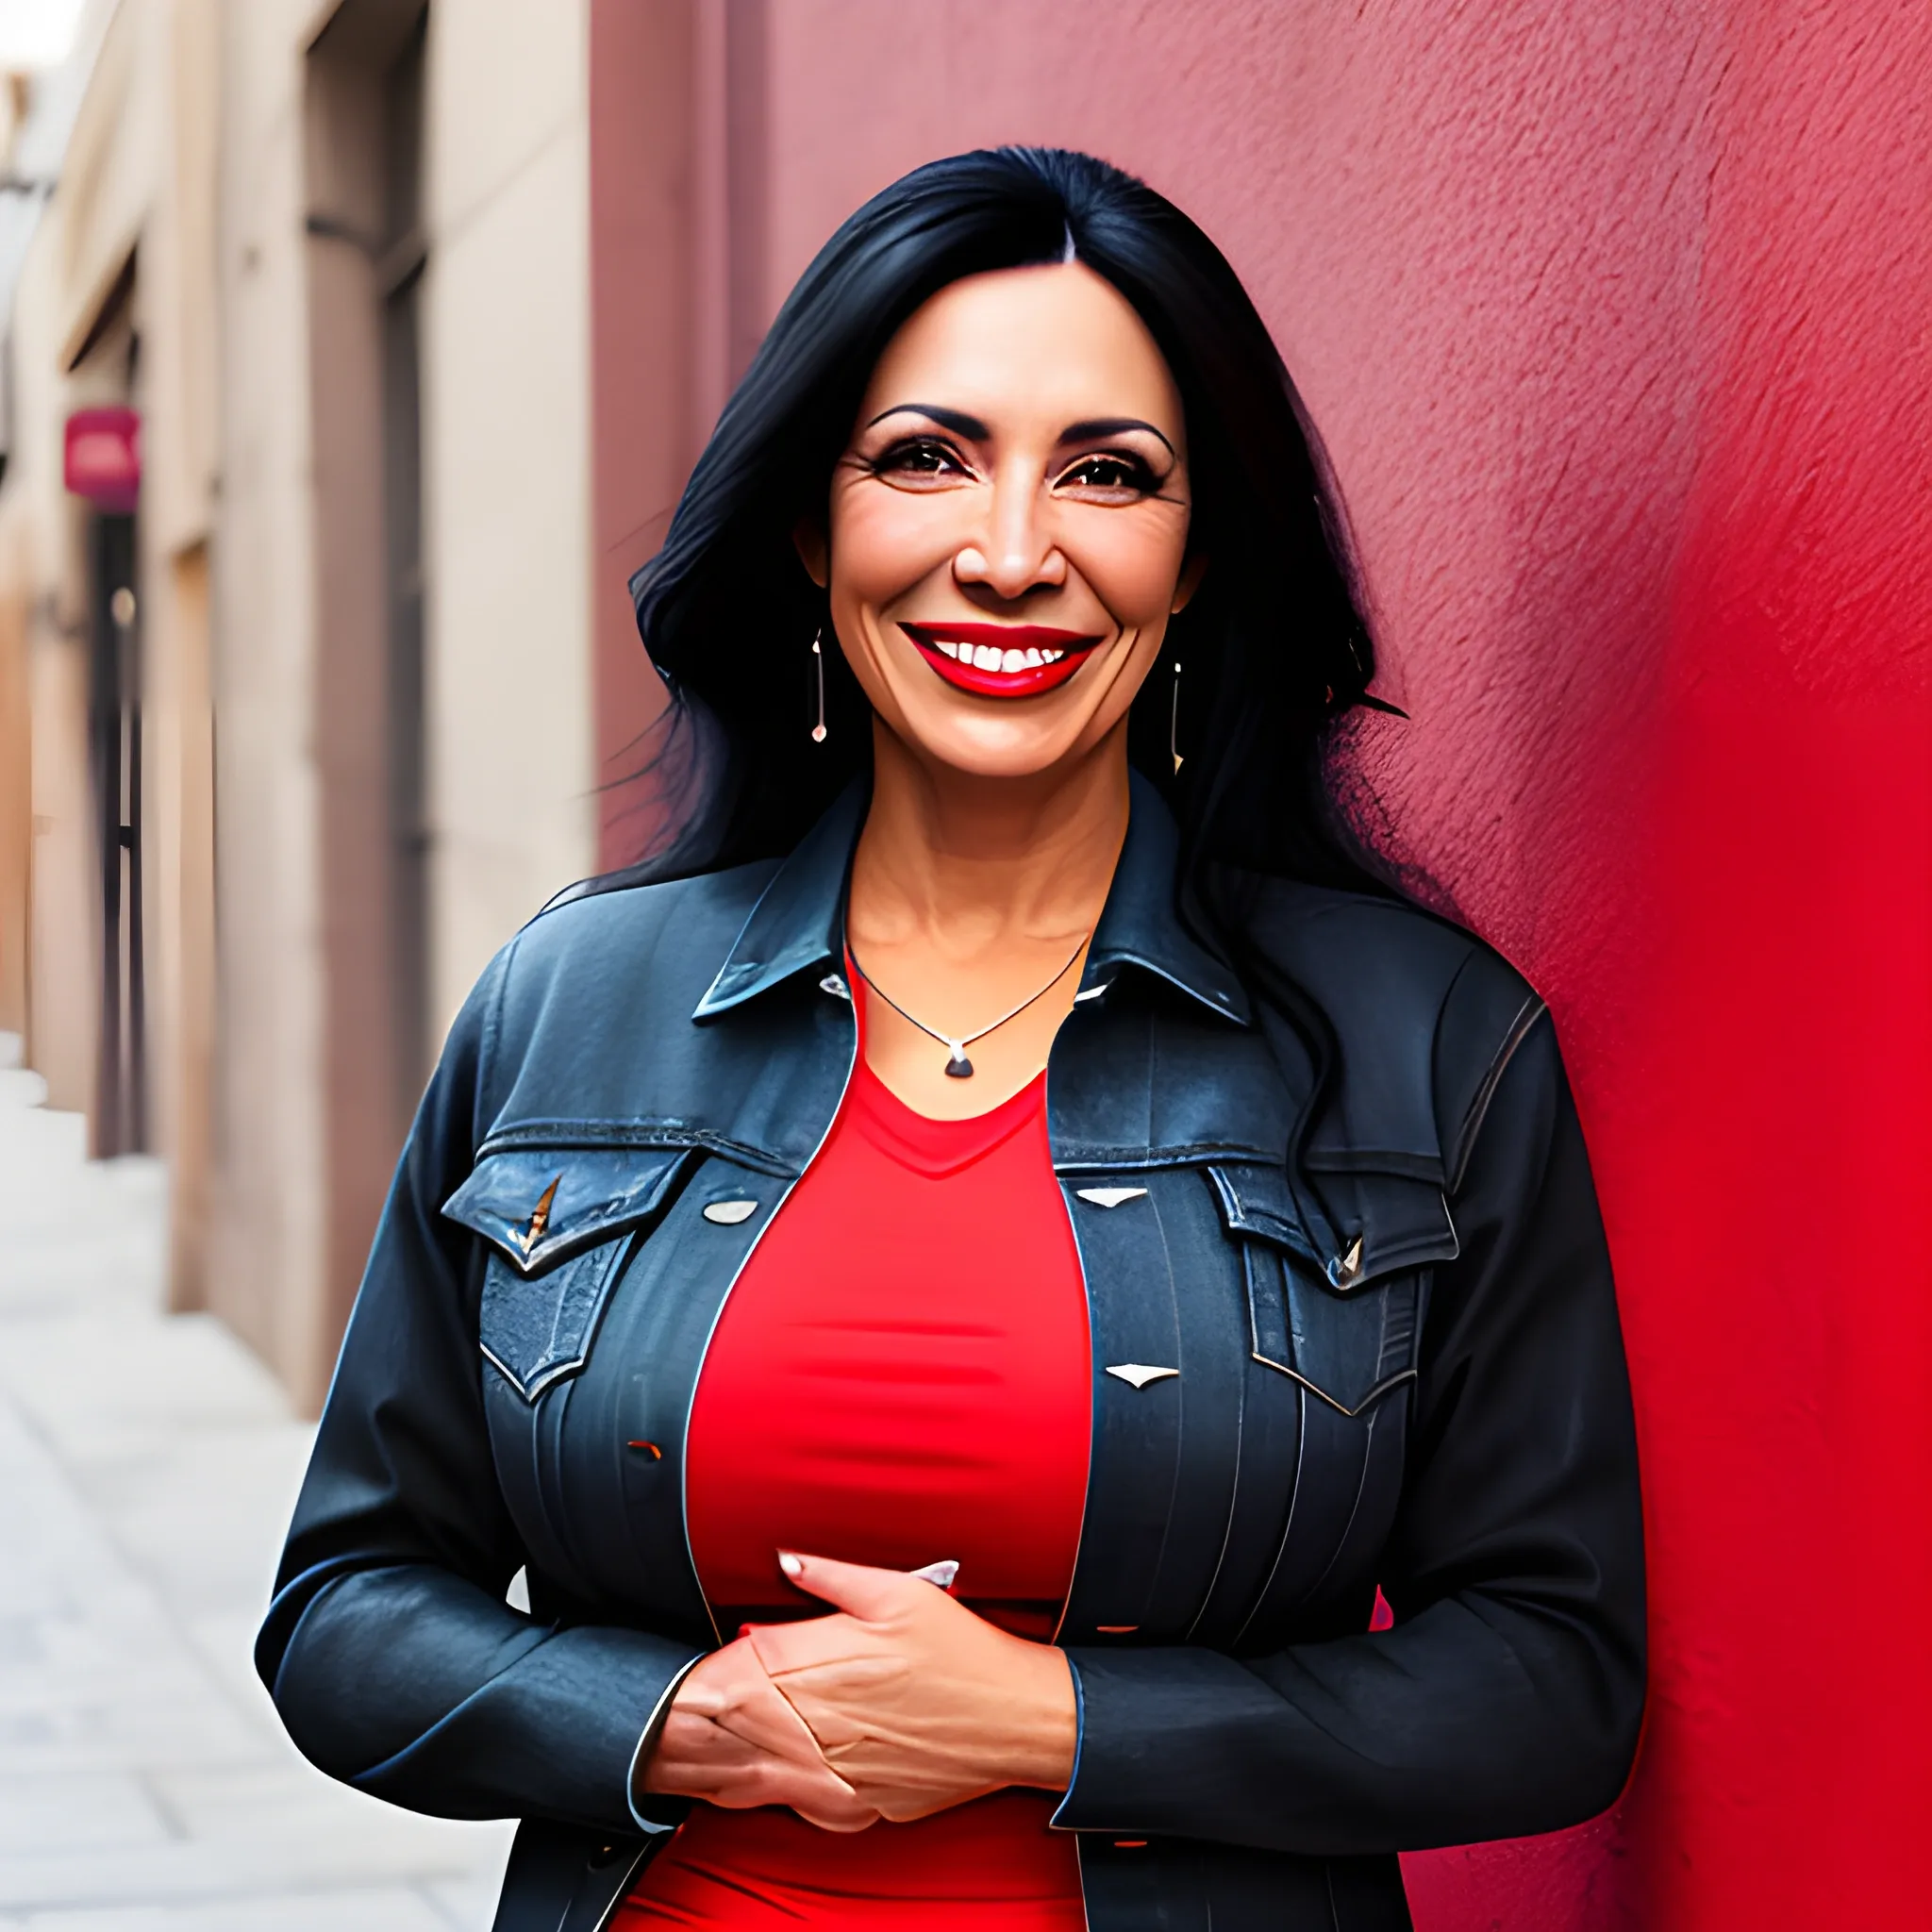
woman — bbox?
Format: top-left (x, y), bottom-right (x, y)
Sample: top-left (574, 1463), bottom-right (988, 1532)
top-left (258, 149), bottom-right (1643, 1932)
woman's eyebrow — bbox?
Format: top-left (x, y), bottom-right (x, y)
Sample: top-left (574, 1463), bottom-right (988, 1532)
top-left (860, 404), bottom-right (1178, 460)
top-left (862, 403), bottom-right (990, 439)
top-left (1059, 416), bottom-right (1177, 458)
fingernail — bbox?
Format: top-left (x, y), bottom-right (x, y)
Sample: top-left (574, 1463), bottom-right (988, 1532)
top-left (777, 1551), bottom-right (804, 1578)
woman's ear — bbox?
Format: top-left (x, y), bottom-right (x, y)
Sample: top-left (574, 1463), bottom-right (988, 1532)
top-left (793, 518), bottom-right (829, 590)
top-left (1172, 551), bottom-right (1208, 615)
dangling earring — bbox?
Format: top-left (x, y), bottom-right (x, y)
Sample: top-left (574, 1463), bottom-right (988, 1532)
top-left (1169, 655), bottom-right (1183, 774)
top-left (810, 628), bottom-right (828, 743)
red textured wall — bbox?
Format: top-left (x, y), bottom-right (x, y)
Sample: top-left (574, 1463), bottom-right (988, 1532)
top-left (589, 3), bottom-right (1932, 1920)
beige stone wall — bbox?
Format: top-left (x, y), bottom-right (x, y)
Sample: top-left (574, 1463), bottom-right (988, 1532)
top-left (2, 0), bottom-right (149, 1131)
top-left (139, 0), bottom-right (221, 1312)
top-left (422, 0), bottom-right (593, 1036)
top-left (0, 570), bottom-right (28, 1041)
top-left (0, 0), bottom-right (596, 1409)
top-left (207, 0), bottom-right (333, 1390)
top-left (0, 0), bottom-right (223, 1224)
top-left (222, 0), bottom-right (597, 1407)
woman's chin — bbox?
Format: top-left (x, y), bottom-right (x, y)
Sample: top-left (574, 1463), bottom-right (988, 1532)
top-left (891, 718), bottom-right (1113, 785)
top-left (868, 680), bottom-right (1122, 781)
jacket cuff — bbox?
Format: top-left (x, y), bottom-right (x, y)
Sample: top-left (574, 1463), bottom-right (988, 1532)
top-left (626, 1652), bottom-right (705, 1832)
top-left (341, 1621), bottom-right (708, 1835)
top-left (1049, 1646), bottom-right (1264, 1831)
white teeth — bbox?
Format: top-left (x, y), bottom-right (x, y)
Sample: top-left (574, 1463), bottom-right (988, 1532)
top-left (925, 635), bottom-right (1071, 674)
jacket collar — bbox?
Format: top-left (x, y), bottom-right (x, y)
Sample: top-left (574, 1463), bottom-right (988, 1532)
top-left (692, 768), bottom-right (1249, 1026)
top-left (691, 782), bottom-right (864, 1019)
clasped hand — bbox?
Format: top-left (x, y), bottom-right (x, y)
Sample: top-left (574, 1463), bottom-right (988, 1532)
top-left (642, 1552), bottom-right (1077, 1829)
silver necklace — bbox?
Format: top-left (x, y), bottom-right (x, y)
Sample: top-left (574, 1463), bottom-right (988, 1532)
top-left (846, 934), bottom-right (1091, 1078)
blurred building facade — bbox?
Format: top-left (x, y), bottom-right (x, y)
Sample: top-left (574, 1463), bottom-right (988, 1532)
top-left (0, 0), bottom-right (599, 1409)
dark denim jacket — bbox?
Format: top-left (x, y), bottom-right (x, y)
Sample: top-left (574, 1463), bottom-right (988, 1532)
top-left (258, 774), bottom-right (1643, 1932)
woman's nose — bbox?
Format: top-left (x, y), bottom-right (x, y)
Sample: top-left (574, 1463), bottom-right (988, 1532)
top-left (955, 471), bottom-right (1066, 598)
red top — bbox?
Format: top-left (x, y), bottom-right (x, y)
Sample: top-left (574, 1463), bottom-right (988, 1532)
top-left (616, 1019), bottom-right (1092, 1929)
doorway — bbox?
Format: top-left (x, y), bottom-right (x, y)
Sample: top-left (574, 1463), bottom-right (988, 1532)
top-left (87, 510), bottom-right (143, 1155)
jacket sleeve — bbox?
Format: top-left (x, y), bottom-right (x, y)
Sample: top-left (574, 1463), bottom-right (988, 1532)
top-left (254, 946), bottom-right (704, 1834)
top-left (1053, 1015), bottom-right (1645, 1854)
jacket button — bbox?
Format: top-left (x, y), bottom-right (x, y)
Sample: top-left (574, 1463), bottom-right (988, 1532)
top-left (1329, 1234), bottom-right (1365, 1288)
top-left (703, 1199), bottom-right (758, 1225)
top-left (1076, 1186), bottom-right (1147, 1208)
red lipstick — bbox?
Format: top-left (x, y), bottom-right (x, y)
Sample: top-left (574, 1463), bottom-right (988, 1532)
top-left (899, 622), bottom-right (1104, 698)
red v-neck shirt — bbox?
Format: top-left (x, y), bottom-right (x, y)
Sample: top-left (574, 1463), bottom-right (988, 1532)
top-left (616, 1010), bottom-right (1093, 1928)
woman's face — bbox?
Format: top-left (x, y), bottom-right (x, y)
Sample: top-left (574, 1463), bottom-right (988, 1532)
top-left (804, 261), bottom-right (1199, 783)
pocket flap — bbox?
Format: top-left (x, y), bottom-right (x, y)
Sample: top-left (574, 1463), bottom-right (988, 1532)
top-left (442, 1146), bottom-right (693, 1275)
top-left (1315, 1169), bottom-right (1460, 1288)
top-left (1208, 1159), bottom-right (1457, 1292)
top-left (1205, 1161), bottom-right (1322, 1263)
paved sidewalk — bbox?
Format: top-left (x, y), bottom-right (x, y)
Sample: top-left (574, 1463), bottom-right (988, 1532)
top-left (0, 1037), bottom-right (514, 1929)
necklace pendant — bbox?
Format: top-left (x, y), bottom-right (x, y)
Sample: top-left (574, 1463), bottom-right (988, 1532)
top-left (943, 1042), bottom-right (974, 1078)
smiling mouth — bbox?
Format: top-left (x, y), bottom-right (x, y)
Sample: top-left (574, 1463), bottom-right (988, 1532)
top-left (899, 623), bottom-right (1105, 698)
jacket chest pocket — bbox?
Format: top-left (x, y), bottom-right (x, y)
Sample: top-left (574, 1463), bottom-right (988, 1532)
top-left (1208, 1160), bottom-right (1454, 1412)
top-left (1203, 1160), bottom-right (1456, 1644)
top-left (442, 1145), bottom-right (695, 1402)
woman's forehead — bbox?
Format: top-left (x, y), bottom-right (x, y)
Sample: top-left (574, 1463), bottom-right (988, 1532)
top-left (858, 262), bottom-right (1183, 438)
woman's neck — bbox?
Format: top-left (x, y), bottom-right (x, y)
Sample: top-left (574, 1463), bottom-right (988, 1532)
top-left (849, 719), bottom-right (1130, 953)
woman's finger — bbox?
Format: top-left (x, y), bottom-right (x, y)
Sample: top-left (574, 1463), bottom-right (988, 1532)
top-left (745, 1615), bottom-right (908, 1689)
top-left (751, 1557), bottom-right (971, 1687)
top-left (685, 1634), bottom-right (833, 1766)
top-left (746, 1581), bottom-right (1080, 1816)
top-left (775, 1549), bottom-right (930, 1620)
top-left (644, 1707), bottom-right (881, 1830)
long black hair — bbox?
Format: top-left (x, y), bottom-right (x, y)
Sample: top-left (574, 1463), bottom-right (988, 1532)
top-left (613, 145), bottom-right (1396, 904)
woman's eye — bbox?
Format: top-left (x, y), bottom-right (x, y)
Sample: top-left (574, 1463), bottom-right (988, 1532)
top-left (873, 438), bottom-right (967, 480)
top-left (1058, 453), bottom-right (1158, 493)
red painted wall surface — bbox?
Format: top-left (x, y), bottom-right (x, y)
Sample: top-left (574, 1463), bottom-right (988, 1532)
top-left (588, 4), bottom-right (1932, 1920)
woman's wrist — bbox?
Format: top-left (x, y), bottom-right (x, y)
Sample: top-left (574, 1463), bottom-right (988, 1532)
top-left (630, 1654), bottom-right (706, 1808)
top-left (991, 1635), bottom-right (1079, 1792)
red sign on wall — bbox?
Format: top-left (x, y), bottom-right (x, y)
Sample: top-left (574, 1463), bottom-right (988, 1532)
top-left (64, 407), bottom-right (141, 513)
